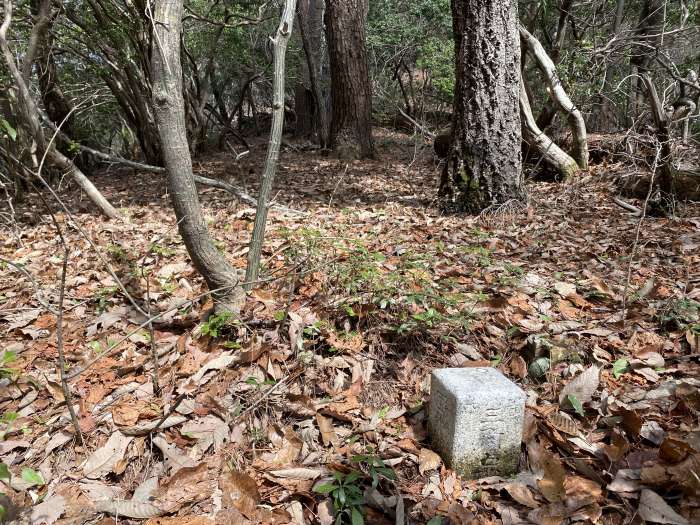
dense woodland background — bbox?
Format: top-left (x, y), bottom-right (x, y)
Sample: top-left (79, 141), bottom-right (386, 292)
top-left (0, 1), bottom-right (699, 524)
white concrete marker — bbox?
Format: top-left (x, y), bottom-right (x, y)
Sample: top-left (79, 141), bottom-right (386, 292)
top-left (429, 367), bottom-right (526, 478)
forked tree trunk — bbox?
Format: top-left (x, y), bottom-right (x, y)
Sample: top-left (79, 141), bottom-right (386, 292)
top-left (443, 0), bottom-right (524, 211)
top-left (151, 0), bottom-right (244, 313)
top-left (245, 0), bottom-right (297, 289)
top-left (628, 0), bottom-right (664, 125)
top-left (520, 81), bottom-right (579, 180)
top-left (325, 0), bottom-right (374, 159)
top-left (520, 25), bottom-right (588, 170)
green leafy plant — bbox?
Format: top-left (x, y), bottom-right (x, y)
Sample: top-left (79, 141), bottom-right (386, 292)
top-left (314, 470), bottom-right (365, 525)
top-left (351, 452), bottom-right (397, 489)
top-left (0, 412), bottom-right (18, 441)
top-left (106, 243), bottom-right (129, 263)
top-left (200, 312), bottom-right (234, 338)
top-left (0, 351), bottom-right (18, 380)
top-left (95, 286), bottom-right (119, 313)
top-left (20, 468), bottom-right (44, 487)
top-left (658, 298), bottom-right (699, 330)
top-left (567, 394), bottom-right (585, 417)
top-left (149, 242), bottom-right (176, 257)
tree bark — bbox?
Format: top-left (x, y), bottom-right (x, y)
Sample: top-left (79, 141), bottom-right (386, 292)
top-left (245, 0), bottom-right (297, 290)
top-left (325, 0), bottom-right (374, 159)
top-left (442, 0), bottom-right (524, 211)
top-left (520, 25), bottom-right (588, 170)
top-left (151, 0), bottom-right (243, 312)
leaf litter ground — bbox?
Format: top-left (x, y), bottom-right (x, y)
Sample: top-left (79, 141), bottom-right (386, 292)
top-left (1, 129), bottom-right (699, 525)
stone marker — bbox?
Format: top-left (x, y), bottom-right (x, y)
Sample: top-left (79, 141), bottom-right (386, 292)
top-left (429, 367), bottom-right (526, 478)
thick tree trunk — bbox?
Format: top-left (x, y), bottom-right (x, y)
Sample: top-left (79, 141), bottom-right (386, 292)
top-left (325, 0), bottom-right (374, 159)
top-left (151, 0), bottom-right (243, 313)
top-left (640, 74), bottom-right (676, 207)
top-left (443, 0), bottom-right (524, 211)
top-left (294, 82), bottom-right (314, 138)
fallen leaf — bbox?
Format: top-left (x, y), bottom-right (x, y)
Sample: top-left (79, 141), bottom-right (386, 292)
top-left (418, 448), bottom-right (441, 475)
top-left (83, 432), bottom-right (133, 479)
top-left (315, 414), bottom-right (338, 447)
top-left (559, 365), bottom-right (600, 410)
top-left (504, 482), bottom-right (540, 508)
top-left (638, 489), bottom-right (689, 525)
top-left (509, 355), bottom-right (527, 378)
top-left (219, 471), bottom-right (260, 518)
top-left (155, 463), bottom-right (214, 513)
top-left (554, 282), bottom-right (576, 298)
top-left (547, 412), bottom-right (579, 436)
top-left (30, 495), bottom-right (66, 525)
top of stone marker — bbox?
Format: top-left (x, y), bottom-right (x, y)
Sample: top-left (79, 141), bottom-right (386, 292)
top-left (432, 367), bottom-right (526, 400)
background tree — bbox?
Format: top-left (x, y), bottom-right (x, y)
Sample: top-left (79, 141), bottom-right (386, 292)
top-left (325, 0), bottom-right (374, 159)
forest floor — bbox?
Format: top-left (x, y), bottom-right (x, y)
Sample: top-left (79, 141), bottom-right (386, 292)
top-left (0, 129), bottom-right (699, 525)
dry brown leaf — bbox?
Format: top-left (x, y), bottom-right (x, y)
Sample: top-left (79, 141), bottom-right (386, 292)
top-left (315, 414), bottom-right (338, 447)
top-left (45, 381), bottom-right (65, 403)
top-left (558, 365), bottom-right (600, 409)
top-left (219, 471), bottom-right (260, 518)
top-left (607, 468), bottom-right (641, 493)
top-left (533, 447), bottom-right (566, 503)
top-left (317, 499), bottom-right (334, 525)
top-left (152, 436), bottom-right (198, 473)
top-left (155, 463), bottom-right (214, 513)
top-left (509, 355), bottom-right (527, 378)
top-left (638, 489), bottom-right (689, 525)
top-left (30, 494), bottom-right (66, 525)
top-left (258, 427), bottom-right (302, 467)
top-left (112, 397), bottom-right (159, 427)
top-left (564, 476), bottom-right (602, 511)
top-left (527, 502), bottom-right (567, 525)
top-left (83, 432), bottom-right (133, 479)
top-left (547, 412), bottom-right (580, 436)
top-left (659, 438), bottom-right (693, 463)
top-left (503, 482), bottom-right (541, 508)
top-left (418, 448), bottom-right (442, 475)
